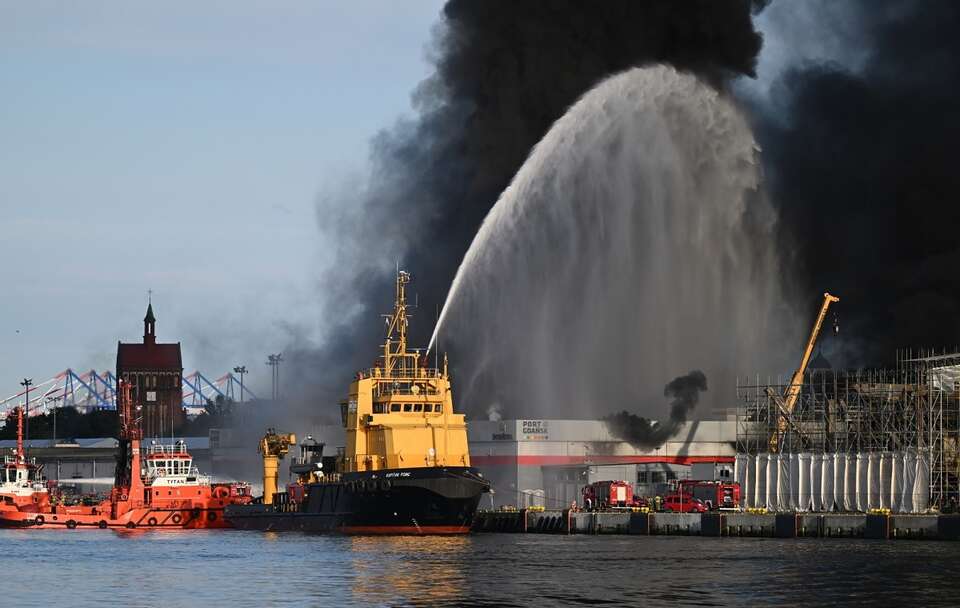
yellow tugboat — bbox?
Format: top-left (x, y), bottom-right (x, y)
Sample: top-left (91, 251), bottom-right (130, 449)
top-left (225, 270), bottom-right (489, 534)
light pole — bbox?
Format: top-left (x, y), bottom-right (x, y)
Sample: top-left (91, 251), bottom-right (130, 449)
top-left (20, 378), bottom-right (32, 444)
top-left (233, 366), bottom-right (247, 402)
top-left (46, 396), bottom-right (60, 444)
top-left (266, 354), bottom-right (283, 401)
top-left (266, 356), bottom-right (275, 400)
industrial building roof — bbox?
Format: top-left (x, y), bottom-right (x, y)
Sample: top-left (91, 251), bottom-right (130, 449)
top-left (0, 436), bottom-right (210, 450)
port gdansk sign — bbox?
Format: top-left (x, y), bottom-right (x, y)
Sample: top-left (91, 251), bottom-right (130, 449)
top-left (492, 420), bottom-right (550, 441)
top-left (521, 420), bottom-right (549, 440)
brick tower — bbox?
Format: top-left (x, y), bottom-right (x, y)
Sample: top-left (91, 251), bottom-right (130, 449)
top-left (116, 301), bottom-right (184, 438)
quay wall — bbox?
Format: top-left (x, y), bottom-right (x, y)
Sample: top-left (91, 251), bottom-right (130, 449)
top-left (473, 510), bottom-right (960, 541)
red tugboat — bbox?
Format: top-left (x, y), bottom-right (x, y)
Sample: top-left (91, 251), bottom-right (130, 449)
top-left (0, 406), bottom-right (51, 512)
top-left (0, 381), bottom-right (252, 529)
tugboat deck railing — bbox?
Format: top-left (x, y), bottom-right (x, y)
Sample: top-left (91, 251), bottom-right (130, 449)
top-left (147, 443), bottom-right (190, 455)
top-left (358, 368), bottom-right (442, 380)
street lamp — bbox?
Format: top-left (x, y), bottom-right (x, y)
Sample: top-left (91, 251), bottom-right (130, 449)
top-left (46, 395), bottom-right (61, 444)
top-left (20, 378), bottom-right (32, 444)
top-left (233, 366), bottom-right (247, 402)
top-left (266, 354), bottom-right (283, 401)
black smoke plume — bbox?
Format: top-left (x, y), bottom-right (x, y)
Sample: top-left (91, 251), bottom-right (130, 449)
top-left (754, 0), bottom-right (960, 365)
top-left (291, 1), bottom-right (769, 421)
top-left (604, 370), bottom-right (708, 449)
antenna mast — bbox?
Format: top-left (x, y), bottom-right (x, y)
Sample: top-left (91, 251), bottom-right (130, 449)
top-left (15, 406), bottom-right (24, 466)
top-left (383, 270), bottom-right (414, 375)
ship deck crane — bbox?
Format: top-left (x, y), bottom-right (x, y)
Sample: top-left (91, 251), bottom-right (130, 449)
top-left (259, 429), bottom-right (296, 505)
top-left (769, 292), bottom-right (840, 453)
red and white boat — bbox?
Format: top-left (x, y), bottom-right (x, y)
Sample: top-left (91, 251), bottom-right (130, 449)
top-left (0, 382), bottom-right (252, 529)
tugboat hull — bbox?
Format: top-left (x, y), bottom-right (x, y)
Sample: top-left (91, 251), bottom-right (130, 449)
top-left (0, 504), bottom-right (238, 530)
top-left (225, 466), bottom-right (488, 534)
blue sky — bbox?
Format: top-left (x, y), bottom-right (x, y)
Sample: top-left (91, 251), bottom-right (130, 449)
top-left (0, 1), bottom-right (444, 398)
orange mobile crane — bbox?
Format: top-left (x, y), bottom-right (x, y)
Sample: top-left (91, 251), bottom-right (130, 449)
top-left (768, 292), bottom-right (840, 453)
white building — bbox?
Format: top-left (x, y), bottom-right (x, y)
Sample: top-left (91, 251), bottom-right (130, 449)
top-left (467, 419), bottom-right (736, 508)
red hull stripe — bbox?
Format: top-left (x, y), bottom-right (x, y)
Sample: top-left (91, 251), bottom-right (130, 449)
top-left (340, 525), bottom-right (470, 535)
top-left (471, 455), bottom-right (734, 466)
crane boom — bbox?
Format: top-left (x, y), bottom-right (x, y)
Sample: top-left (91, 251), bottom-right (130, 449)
top-left (769, 292), bottom-right (839, 453)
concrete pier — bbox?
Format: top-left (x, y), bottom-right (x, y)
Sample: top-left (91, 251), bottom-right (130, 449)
top-left (472, 510), bottom-right (955, 540)
top-left (651, 513), bottom-right (700, 535)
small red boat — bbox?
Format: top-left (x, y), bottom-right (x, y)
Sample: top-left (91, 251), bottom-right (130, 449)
top-left (0, 382), bottom-right (252, 530)
top-left (0, 406), bottom-right (51, 513)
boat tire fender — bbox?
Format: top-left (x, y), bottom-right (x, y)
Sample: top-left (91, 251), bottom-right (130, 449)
top-left (66, 520), bottom-right (77, 529)
top-left (98, 520), bottom-right (108, 529)
top-left (147, 517), bottom-right (158, 526)
top-left (34, 515), bottom-right (44, 526)
top-left (192, 508), bottom-right (202, 519)
top-left (126, 522), bottom-right (136, 529)
top-left (172, 513), bottom-right (182, 524)
top-left (381, 480), bottom-right (391, 491)
top-left (208, 511), bottom-right (217, 522)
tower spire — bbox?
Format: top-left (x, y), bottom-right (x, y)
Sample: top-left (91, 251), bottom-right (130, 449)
top-left (144, 294), bottom-right (156, 345)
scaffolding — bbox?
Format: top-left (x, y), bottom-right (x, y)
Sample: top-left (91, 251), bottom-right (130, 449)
top-left (737, 350), bottom-right (960, 511)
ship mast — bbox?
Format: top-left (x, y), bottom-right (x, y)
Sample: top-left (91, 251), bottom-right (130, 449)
top-left (117, 379), bottom-right (142, 443)
top-left (112, 380), bottom-right (144, 516)
top-left (382, 270), bottom-right (418, 377)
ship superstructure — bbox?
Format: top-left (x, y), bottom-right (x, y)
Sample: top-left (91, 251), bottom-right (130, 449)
top-left (341, 270), bottom-right (470, 473)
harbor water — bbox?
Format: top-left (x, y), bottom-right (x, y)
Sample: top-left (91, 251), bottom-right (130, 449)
top-left (3, 530), bottom-right (960, 606)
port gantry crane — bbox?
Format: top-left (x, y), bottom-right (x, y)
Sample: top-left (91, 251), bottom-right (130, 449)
top-left (768, 292), bottom-right (840, 453)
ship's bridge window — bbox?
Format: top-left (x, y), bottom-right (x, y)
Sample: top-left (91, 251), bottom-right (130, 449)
top-left (373, 403), bottom-right (386, 414)
top-left (435, 405), bottom-right (442, 413)
top-left (390, 404), bottom-right (401, 413)
top-left (403, 404), bottom-right (412, 412)
top-left (423, 404), bottom-right (433, 413)
top-left (413, 404), bottom-right (422, 412)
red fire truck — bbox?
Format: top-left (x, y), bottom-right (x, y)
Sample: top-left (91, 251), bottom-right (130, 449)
top-left (676, 480), bottom-right (740, 510)
top-left (582, 480), bottom-right (644, 510)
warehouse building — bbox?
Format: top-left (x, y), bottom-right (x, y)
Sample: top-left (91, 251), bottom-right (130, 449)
top-left (468, 419), bottom-right (736, 508)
